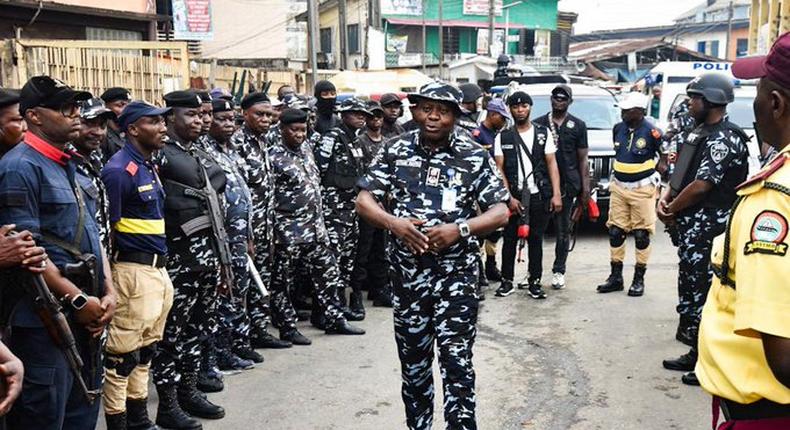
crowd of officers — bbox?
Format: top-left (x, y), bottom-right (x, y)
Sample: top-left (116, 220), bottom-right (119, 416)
top-left (0, 33), bottom-right (787, 430)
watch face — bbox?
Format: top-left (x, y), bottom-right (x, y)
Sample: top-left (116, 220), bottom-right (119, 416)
top-left (72, 294), bottom-right (88, 310)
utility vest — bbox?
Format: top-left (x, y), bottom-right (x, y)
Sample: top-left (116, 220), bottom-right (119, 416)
top-left (322, 127), bottom-right (364, 190)
top-left (499, 123), bottom-right (553, 200)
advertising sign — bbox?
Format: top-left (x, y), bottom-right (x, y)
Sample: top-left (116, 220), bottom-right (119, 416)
top-left (172, 0), bottom-right (214, 41)
top-left (381, 0), bottom-right (423, 16)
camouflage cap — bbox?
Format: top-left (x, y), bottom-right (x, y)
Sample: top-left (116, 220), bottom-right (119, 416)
top-left (79, 97), bottom-right (115, 120)
top-left (336, 97), bottom-right (371, 115)
top-left (407, 81), bottom-right (463, 113)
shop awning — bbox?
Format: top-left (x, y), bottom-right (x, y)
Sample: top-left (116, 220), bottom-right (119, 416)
top-left (385, 17), bottom-right (526, 29)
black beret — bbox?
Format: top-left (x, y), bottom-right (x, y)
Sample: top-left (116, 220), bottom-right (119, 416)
top-left (507, 91), bottom-right (533, 106)
top-left (240, 92), bottom-right (270, 110)
top-left (0, 89), bottom-right (20, 110)
top-left (163, 90), bottom-right (202, 108)
top-left (279, 108), bottom-right (308, 125)
top-left (193, 90), bottom-right (212, 104)
top-left (380, 93), bottom-right (401, 106)
top-left (100, 87), bottom-right (132, 104)
top-left (212, 98), bottom-right (234, 113)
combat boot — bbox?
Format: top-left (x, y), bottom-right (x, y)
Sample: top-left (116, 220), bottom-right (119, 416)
top-left (596, 262), bottom-right (624, 293)
top-left (485, 256), bottom-right (502, 282)
top-left (676, 316), bottom-right (696, 347)
top-left (178, 373), bottom-right (225, 420)
top-left (349, 290), bottom-right (366, 320)
top-left (126, 398), bottom-right (157, 430)
top-left (372, 284), bottom-right (393, 307)
top-left (628, 264), bottom-right (646, 297)
top-left (250, 327), bottom-right (293, 349)
top-left (105, 412), bottom-right (127, 430)
top-left (234, 345), bottom-right (264, 363)
top-left (197, 370), bottom-right (223, 393)
top-left (310, 311), bottom-right (327, 330)
top-left (281, 328), bottom-right (312, 345)
top-left (155, 385), bottom-right (202, 430)
top-left (325, 318), bottom-right (366, 335)
top-left (663, 347), bottom-right (697, 372)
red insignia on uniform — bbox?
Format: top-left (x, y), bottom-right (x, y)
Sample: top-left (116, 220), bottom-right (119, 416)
top-left (736, 152), bottom-right (788, 190)
top-left (651, 129), bottom-right (661, 139)
top-left (472, 130), bottom-right (480, 137)
top-left (125, 161), bottom-right (139, 176)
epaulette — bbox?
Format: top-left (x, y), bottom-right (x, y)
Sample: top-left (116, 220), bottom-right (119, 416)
top-left (736, 151), bottom-right (788, 190)
top-left (125, 161), bottom-right (139, 176)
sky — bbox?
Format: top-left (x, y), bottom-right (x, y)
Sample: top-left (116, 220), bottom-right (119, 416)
top-left (558, 0), bottom-right (704, 34)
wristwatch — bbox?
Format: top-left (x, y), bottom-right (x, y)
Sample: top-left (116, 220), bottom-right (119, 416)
top-left (63, 293), bottom-right (89, 311)
top-left (457, 222), bottom-right (471, 238)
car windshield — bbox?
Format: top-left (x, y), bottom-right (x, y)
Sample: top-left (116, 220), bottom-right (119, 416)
top-left (727, 96), bottom-right (755, 129)
top-left (531, 95), bottom-right (620, 130)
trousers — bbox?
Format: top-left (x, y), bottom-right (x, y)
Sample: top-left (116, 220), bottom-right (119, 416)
top-left (501, 193), bottom-right (551, 282)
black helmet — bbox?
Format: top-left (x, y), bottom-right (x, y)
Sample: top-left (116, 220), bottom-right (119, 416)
top-left (686, 73), bottom-right (734, 105)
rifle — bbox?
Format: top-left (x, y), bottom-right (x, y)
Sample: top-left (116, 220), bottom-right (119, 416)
top-left (194, 161), bottom-right (235, 292)
top-left (247, 254), bottom-right (269, 297)
top-left (29, 272), bottom-right (100, 403)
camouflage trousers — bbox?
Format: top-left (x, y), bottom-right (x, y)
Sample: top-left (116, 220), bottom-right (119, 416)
top-left (152, 269), bottom-right (220, 387)
top-left (270, 241), bottom-right (345, 331)
top-left (391, 260), bottom-right (479, 430)
top-left (249, 226), bottom-right (273, 331)
top-left (217, 243), bottom-right (253, 350)
top-left (675, 208), bottom-right (728, 340)
top-left (325, 209), bottom-right (359, 292)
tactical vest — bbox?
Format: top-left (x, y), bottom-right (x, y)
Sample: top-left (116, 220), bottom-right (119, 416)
top-left (500, 123), bottom-right (553, 200)
top-left (674, 120), bottom-right (749, 210)
top-left (159, 143), bottom-right (227, 236)
top-left (322, 127), bottom-right (363, 190)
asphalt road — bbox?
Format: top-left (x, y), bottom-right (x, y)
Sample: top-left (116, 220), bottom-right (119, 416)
top-left (104, 228), bottom-right (710, 430)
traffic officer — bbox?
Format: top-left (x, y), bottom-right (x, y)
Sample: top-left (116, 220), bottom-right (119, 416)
top-left (380, 92), bottom-right (405, 139)
top-left (658, 73), bottom-right (749, 386)
top-left (230, 92), bottom-right (289, 349)
top-left (356, 82), bottom-right (510, 430)
top-left (0, 89), bottom-right (26, 154)
top-left (696, 32), bottom-right (790, 427)
top-left (494, 90), bottom-right (562, 299)
top-left (315, 97), bottom-right (370, 320)
top-left (100, 101), bottom-right (174, 430)
top-left (100, 87), bottom-right (132, 162)
top-left (71, 98), bottom-right (115, 250)
top-left (269, 108), bottom-right (365, 344)
top-left (151, 90), bottom-right (227, 426)
top-left (353, 101), bottom-right (392, 307)
top-left (533, 85), bottom-right (591, 290)
top-left (457, 83), bottom-right (483, 133)
top-left (0, 76), bottom-right (114, 430)
top-left (596, 92), bottom-right (664, 297)
top-left (313, 80), bottom-right (340, 134)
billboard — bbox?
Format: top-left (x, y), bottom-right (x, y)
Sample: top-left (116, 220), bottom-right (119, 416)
top-left (463, 0), bottom-right (503, 16)
top-left (172, 0), bottom-right (214, 41)
top-left (381, 0), bottom-right (422, 16)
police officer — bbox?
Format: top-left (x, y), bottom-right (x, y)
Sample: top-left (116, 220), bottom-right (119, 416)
top-left (269, 108), bottom-right (365, 344)
top-left (151, 90), bottom-right (227, 426)
top-left (100, 87), bottom-right (132, 162)
top-left (658, 73), bottom-right (749, 386)
top-left (0, 76), bottom-right (115, 429)
top-left (313, 80), bottom-right (340, 134)
top-left (356, 82), bottom-right (510, 430)
top-left (230, 92), bottom-right (289, 349)
top-left (494, 90), bottom-right (562, 299)
top-left (195, 90), bottom-right (213, 139)
top-left (696, 32), bottom-right (790, 426)
top-left (0, 89), bottom-right (26, 154)
top-left (596, 92), bottom-right (664, 297)
top-left (100, 101), bottom-right (174, 430)
top-left (380, 92), bottom-right (405, 139)
top-left (457, 83), bottom-right (483, 133)
top-left (315, 97), bottom-right (370, 320)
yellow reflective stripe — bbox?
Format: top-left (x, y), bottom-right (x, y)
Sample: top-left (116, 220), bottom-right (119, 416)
top-left (114, 218), bottom-right (165, 235)
top-left (613, 159), bottom-right (656, 174)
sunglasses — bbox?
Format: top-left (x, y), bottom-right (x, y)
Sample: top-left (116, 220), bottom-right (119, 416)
top-left (551, 95), bottom-right (570, 102)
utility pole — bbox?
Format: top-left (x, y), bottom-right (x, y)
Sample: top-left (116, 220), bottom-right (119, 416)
top-left (422, 0), bottom-right (427, 72)
top-left (307, 0), bottom-right (319, 89)
top-left (338, 0), bottom-right (349, 69)
top-left (725, 0), bottom-right (734, 60)
top-left (488, 0), bottom-right (496, 57)
top-left (438, 0), bottom-right (444, 79)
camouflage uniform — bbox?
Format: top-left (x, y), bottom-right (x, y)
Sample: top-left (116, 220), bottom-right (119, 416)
top-left (674, 121), bottom-right (748, 342)
top-left (315, 123), bottom-right (366, 298)
top-left (268, 136), bottom-right (345, 330)
top-left (230, 124), bottom-right (273, 332)
top-left (70, 147), bottom-right (110, 250)
top-left (662, 99), bottom-right (696, 177)
top-left (358, 129), bottom-right (509, 430)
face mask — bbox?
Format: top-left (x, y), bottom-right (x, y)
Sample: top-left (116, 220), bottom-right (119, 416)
top-left (316, 97), bottom-right (336, 116)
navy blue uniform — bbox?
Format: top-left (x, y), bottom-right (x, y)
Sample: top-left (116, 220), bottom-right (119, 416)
top-left (612, 120), bottom-right (662, 183)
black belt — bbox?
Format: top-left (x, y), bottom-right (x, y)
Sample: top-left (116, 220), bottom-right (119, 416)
top-left (721, 398), bottom-right (790, 421)
top-left (113, 251), bottom-right (167, 268)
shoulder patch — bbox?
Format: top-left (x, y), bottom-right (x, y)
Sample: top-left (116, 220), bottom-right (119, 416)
top-left (736, 152), bottom-right (788, 190)
top-left (709, 141), bottom-right (730, 164)
top-left (125, 161), bottom-right (139, 176)
top-left (744, 210), bottom-right (788, 256)
top-left (651, 128), bottom-right (661, 139)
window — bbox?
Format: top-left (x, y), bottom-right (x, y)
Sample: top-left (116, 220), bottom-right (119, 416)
top-left (320, 28), bottom-right (333, 53)
top-left (347, 24), bottom-right (360, 54)
top-left (710, 40), bottom-right (720, 58)
top-left (86, 27), bottom-right (143, 41)
top-left (697, 41), bottom-right (707, 53)
top-left (736, 38), bottom-right (749, 57)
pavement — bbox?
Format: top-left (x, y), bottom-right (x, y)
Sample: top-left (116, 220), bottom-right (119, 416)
top-left (101, 228), bottom-right (710, 430)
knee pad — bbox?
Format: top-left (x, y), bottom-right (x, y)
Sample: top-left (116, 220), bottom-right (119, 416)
top-left (608, 226), bottom-right (626, 248)
top-left (633, 229), bottom-right (651, 250)
top-left (105, 351), bottom-right (140, 377)
top-left (139, 343), bottom-right (158, 365)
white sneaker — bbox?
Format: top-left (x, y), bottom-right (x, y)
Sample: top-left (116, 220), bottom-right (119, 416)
top-left (551, 272), bottom-right (565, 290)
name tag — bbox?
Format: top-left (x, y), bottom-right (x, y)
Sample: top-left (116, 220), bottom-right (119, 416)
top-left (441, 188), bottom-right (457, 211)
top-left (138, 184), bottom-right (154, 193)
top-left (501, 144), bottom-right (514, 150)
top-left (395, 159), bottom-right (422, 168)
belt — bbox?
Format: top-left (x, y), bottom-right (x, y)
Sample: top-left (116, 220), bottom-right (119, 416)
top-left (719, 397), bottom-right (790, 421)
top-left (113, 251), bottom-right (167, 268)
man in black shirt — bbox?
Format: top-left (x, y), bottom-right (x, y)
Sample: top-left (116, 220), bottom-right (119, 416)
top-left (533, 85), bottom-right (590, 290)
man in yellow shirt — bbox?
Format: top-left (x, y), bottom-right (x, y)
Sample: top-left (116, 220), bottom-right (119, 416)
top-left (695, 32), bottom-right (790, 428)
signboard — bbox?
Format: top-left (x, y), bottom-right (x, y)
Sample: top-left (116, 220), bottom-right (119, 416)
top-left (387, 34), bottom-right (409, 53)
top-left (172, 0), bottom-right (214, 41)
top-left (463, 0), bottom-right (502, 16)
top-left (476, 29), bottom-right (504, 55)
top-left (381, 0), bottom-right (422, 16)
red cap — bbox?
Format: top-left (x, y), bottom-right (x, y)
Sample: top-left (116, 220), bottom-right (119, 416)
top-left (732, 32), bottom-right (790, 88)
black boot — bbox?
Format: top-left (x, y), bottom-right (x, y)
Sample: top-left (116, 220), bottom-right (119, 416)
top-left (325, 318), bottom-right (366, 335)
top-left (127, 398), bottom-right (157, 430)
top-left (349, 290), bottom-right (366, 320)
top-left (155, 385), bottom-right (202, 430)
top-left (681, 371), bottom-right (700, 386)
top-left (105, 412), bottom-right (127, 430)
top-left (250, 327), bottom-right (293, 349)
top-left (597, 262), bottom-right (624, 293)
top-left (281, 328), bottom-right (312, 345)
top-left (485, 256), bottom-right (502, 282)
top-left (676, 316), bottom-right (696, 347)
top-left (628, 264), bottom-right (646, 297)
top-left (310, 311), bottom-right (327, 330)
top-left (372, 284), bottom-right (393, 307)
top-left (177, 373), bottom-right (225, 420)
top-left (663, 347), bottom-right (698, 372)
top-left (197, 370), bottom-right (223, 393)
